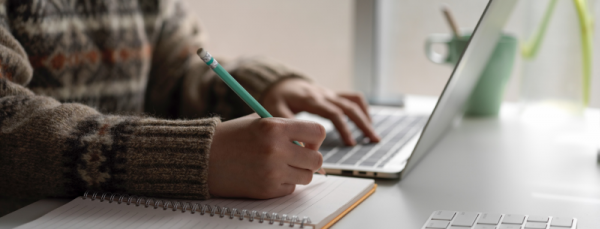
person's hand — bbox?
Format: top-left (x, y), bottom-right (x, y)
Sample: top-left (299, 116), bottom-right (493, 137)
top-left (208, 113), bottom-right (326, 199)
top-left (262, 78), bottom-right (380, 146)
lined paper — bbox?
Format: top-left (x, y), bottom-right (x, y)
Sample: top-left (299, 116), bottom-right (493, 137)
top-left (16, 175), bottom-right (374, 229)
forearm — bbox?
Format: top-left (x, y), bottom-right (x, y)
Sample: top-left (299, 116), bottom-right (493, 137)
top-left (0, 79), bottom-right (219, 200)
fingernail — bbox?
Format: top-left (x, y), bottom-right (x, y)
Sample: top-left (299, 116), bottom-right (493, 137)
top-left (372, 132), bottom-right (381, 141)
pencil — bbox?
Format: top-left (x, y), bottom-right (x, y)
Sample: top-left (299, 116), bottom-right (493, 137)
top-left (442, 5), bottom-right (460, 38)
top-left (197, 48), bottom-right (326, 175)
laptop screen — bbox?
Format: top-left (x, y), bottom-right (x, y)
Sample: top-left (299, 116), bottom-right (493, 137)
top-left (401, 0), bottom-right (518, 179)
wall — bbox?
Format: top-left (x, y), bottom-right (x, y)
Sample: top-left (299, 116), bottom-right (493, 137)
top-left (183, 0), bottom-right (600, 108)
top-left (183, 0), bottom-right (354, 92)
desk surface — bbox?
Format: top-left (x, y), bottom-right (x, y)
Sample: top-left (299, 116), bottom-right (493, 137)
top-left (2, 98), bottom-right (600, 229)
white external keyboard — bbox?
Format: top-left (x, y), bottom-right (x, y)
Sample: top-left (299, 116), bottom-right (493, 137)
top-left (422, 210), bottom-right (577, 229)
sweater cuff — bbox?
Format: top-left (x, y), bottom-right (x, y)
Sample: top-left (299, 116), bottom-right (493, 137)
top-left (118, 117), bottom-right (220, 199)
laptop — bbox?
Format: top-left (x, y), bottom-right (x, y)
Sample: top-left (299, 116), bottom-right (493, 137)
top-left (299, 0), bottom-right (517, 179)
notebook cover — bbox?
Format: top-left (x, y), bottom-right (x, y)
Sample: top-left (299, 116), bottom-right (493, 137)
top-left (321, 184), bottom-right (377, 229)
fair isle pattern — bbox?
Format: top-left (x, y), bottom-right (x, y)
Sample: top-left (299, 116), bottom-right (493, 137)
top-left (0, 0), bottom-right (305, 216)
top-left (8, 0), bottom-right (153, 113)
top-left (0, 76), bottom-right (222, 201)
top-left (62, 115), bottom-right (133, 196)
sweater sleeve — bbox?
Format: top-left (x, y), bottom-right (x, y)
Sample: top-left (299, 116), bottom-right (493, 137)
top-left (0, 79), bottom-right (220, 200)
top-left (144, 0), bottom-right (306, 120)
top-left (0, 2), bottom-right (219, 200)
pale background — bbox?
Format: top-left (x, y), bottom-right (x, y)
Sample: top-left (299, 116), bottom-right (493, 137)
top-left (185, 0), bottom-right (600, 107)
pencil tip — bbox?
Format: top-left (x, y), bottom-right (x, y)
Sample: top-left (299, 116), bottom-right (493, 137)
top-left (317, 168), bottom-right (327, 175)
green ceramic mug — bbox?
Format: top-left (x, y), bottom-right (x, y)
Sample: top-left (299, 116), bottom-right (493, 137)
top-left (425, 33), bottom-right (517, 116)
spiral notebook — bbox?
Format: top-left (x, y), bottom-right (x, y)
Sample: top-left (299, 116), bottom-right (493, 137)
top-left (16, 175), bottom-right (375, 229)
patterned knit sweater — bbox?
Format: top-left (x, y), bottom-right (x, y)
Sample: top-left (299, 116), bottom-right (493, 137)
top-left (0, 0), bottom-right (303, 214)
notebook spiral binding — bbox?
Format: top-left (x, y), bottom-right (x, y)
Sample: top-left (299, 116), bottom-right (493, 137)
top-left (82, 191), bottom-right (312, 228)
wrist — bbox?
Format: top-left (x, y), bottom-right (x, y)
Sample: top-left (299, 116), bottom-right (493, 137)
top-left (258, 76), bottom-right (311, 104)
top-left (260, 77), bottom-right (309, 103)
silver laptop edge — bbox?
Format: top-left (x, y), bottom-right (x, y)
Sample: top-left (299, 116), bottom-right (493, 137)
top-left (400, 0), bottom-right (517, 179)
top-left (309, 0), bottom-right (517, 179)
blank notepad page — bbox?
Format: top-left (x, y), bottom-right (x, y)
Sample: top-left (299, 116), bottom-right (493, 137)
top-left (16, 175), bottom-right (375, 229)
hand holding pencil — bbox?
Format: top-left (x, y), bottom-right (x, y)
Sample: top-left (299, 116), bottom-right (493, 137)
top-left (198, 48), bottom-right (326, 174)
top-left (208, 113), bottom-right (326, 199)
top-left (199, 48), bottom-right (330, 199)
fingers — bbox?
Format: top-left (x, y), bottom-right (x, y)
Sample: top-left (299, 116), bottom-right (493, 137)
top-left (339, 93), bottom-right (371, 122)
top-left (284, 166), bottom-right (315, 185)
top-left (283, 119), bottom-right (327, 149)
top-left (286, 144), bottom-right (323, 171)
top-left (308, 101), bottom-right (356, 145)
top-left (279, 184), bottom-right (296, 196)
top-left (328, 97), bottom-right (380, 143)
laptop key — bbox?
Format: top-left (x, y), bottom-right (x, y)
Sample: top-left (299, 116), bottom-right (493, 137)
top-left (376, 158), bottom-right (391, 168)
top-left (424, 220), bottom-right (449, 228)
top-left (451, 212), bottom-right (478, 227)
top-left (449, 227), bottom-right (472, 229)
top-left (359, 161), bottom-right (377, 167)
top-left (341, 159), bottom-right (360, 165)
top-left (324, 153), bottom-right (345, 163)
top-left (360, 158), bottom-right (381, 165)
top-left (365, 153), bottom-right (386, 161)
top-left (524, 222), bottom-right (547, 229)
top-left (474, 225), bottom-right (496, 229)
top-left (498, 225), bottom-right (521, 229)
top-left (423, 211), bottom-right (577, 229)
top-left (377, 159), bottom-right (393, 167)
top-left (502, 214), bottom-right (525, 224)
top-left (527, 216), bottom-right (549, 222)
top-left (431, 210), bottom-right (455, 220)
top-left (324, 155), bottom-right (344, 164)
top-left (550, 217), bottom-right (573, 227)
top-left (477, 213), bottom-right (501, 225)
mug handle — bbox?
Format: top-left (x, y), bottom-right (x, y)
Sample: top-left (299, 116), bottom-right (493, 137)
top-left (425, 34), bottom-right (453, 64)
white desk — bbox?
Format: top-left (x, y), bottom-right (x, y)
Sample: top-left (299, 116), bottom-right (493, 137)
top-left (2, 99), bottom-right (600, 228)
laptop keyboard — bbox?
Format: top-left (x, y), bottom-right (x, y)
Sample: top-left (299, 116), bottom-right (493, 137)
top-left (422, 210), bottom-right (577, 229)
top-left (320, 111), bottom-right (428, 168)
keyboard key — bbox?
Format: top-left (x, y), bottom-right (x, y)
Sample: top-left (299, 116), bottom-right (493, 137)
top-left (474, 225), bottom-right (496, 229)
top-left (377, 158), bottom-right (391, 168)
top-left (477, 213), bottom-right (501, 225)
top-left (431, 210), bottom-right (455, 220)
top-left (324, 148), bottom-right (353, 163)
top-left (422, 210), bottom-right (577, 229)
top-left (360, 158), bottom-right (381, 164)
top-left (550, 217), bottom-right (573, 227)
top-left (499, 225), bottom-right (521, 229)
top-left (356, 144), bottom-right (376, 153)
top-left (424, 220), bottom-right (450, 228)
top-left (525, 222), bottom-right (547, 228)
top-left (359, 161), bottom-right (377, 167)
top-left (324, 154), bottom-right (344, 163)
top-left (321, 150), bottom-right (336, 158)
top-left (451, 212), bottom-right (478, 227)
top-left (502, 214), bottom-right (525, 224)
top-left (527, 216), bottom-right (549, 222)
top-left (341, 159), bottom-right (360, 165)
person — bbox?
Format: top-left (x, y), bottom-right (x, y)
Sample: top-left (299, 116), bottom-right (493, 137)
top-left (0, 0), bottom-right (380, 215)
